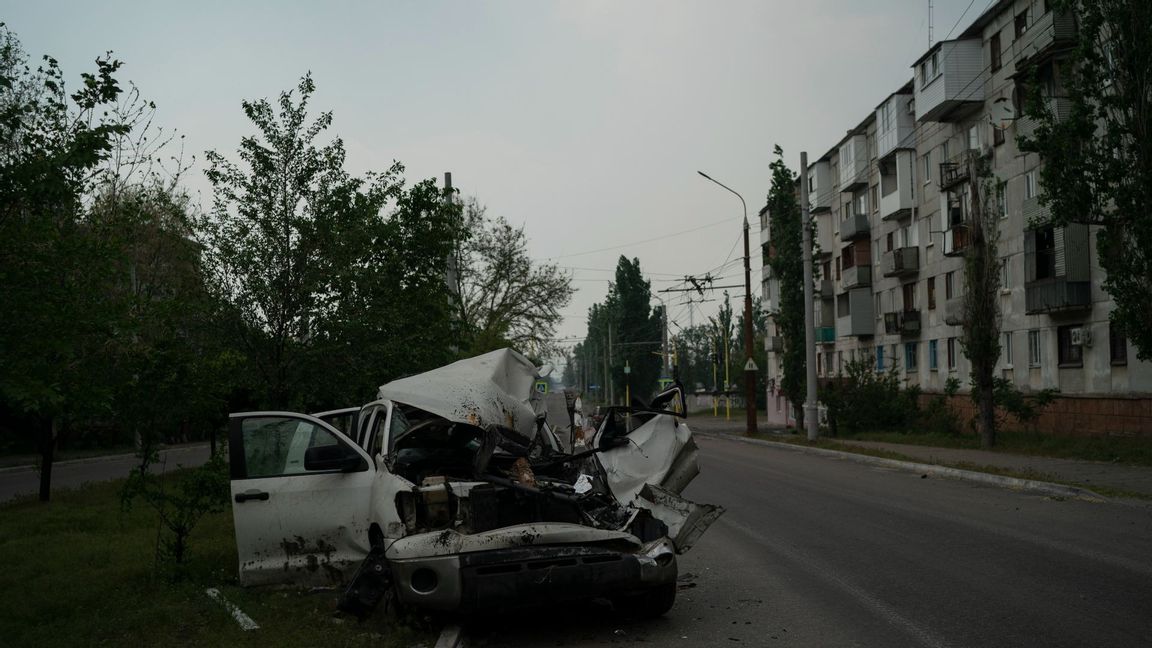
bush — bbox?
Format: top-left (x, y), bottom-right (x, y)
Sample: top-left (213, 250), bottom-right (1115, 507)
top-left (120, 447), bottom-right (230, 579)
top-left (990, 377), bottom-right (1059, 432)
top-left (820, 359), bottom-right (920, 434)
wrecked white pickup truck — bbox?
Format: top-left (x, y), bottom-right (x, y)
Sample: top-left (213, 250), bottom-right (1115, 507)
top-left (227, 348), bottom-right (723, 618)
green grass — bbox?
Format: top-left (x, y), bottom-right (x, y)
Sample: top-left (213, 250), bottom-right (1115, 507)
top-left (753, 432), bottom-right (1152, 501)
top-left (0, 444), bottom-right (139, 468)
top-left (0, 476), bottom-right (434, 647)
top-left (840, 430), bottom-right (1152, 467)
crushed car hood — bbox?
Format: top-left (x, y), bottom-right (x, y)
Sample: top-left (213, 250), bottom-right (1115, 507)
top-left (378, 348), bottom-right (541, 444)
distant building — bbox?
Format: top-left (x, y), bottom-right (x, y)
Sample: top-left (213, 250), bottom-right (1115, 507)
top-left (760, 0), bottom-right (1151, 434)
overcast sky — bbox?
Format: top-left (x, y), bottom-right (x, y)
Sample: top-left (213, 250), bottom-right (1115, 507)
top-left (5, 0), bottom-right (975, 355)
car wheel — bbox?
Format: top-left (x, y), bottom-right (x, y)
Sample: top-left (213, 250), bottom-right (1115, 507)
top-left (615, 583), bottom-right (677, 618)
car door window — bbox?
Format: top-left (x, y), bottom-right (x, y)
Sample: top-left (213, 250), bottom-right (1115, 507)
top-left (241, 417), bottom-right (343, 478)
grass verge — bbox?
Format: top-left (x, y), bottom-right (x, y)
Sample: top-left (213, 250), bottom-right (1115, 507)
top-left (0, 475), bottom-right (433, 647)
top-left (749, 432), bottom-right (1152, 501)
top-left (839, 430), bottom-right (1152, 467)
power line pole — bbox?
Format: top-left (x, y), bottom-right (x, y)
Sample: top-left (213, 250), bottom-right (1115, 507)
top-left (800, 151), bottom-right (820, 440)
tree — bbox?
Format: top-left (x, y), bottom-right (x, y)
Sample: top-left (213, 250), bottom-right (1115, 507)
top-left (453, 198), bottom-right (574, 358)
top-left (764, 146), bottom-right (807, 426)
top-left (201, 74), bottom-right (464, 409)
top-left (0, 25), bottom-right (130, 501)
top-left (959, 153), bottom-right (1002, 448)
top-left (576, 257), bottom-right (663, 405)
top-left (1017, 0), bottom-right (1152, 360)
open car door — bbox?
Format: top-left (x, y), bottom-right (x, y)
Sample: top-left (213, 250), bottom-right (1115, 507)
top-left (228, 412), bottom-right (375, 586)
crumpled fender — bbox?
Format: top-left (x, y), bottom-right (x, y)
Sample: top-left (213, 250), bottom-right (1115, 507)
top-left (384, 523), bottom-right (641, 560)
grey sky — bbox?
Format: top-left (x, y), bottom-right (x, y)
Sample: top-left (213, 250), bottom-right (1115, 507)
top-left (4, 0), bottom-right (974, 352)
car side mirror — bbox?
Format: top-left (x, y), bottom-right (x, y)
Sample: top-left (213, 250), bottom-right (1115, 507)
top-left (304, 444), bottom-right (366, 472)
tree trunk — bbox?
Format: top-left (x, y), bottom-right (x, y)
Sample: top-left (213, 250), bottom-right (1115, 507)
top-left (37, 417), bottom-right (57, 503)
top-left (978, 378), bottom-right (997, 449)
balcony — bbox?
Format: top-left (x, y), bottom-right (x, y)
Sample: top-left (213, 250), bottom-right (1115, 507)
top-left (808, 160), bottom-right (832, 213)
top-left (759, 227), bottom-right (771, 246)
top-left (1022, 194), bottom-right (1051, 224)
top-left (840, 213), bottom-right (870, 241)
top-left (836, 287), bottom-right (875, 338)
top-left (1013, 9), bottom-right (1077, 67)
top-left (1025, 277), bottom-right (1090, 314)
top-left (1017, 98), bottom-right (1073, 141)
top-left (914, 39), bottom-right (986, 123)
top-left (816, 326), bottom-right (836, 344)
top-left (879, 150), bottom-right (915, 220)
top-left (943, 296), bottom-right (964, 326)
top-left (842, 263), bottom-right (872, 289)
top-left (876, 93), bottom-right (915, 160)
top-left (883, 247), bottom-right (919, 277)
top-left (884, 310), bottom-right (922, 336)
top-left (838, 134), bottom-right (869, 192)
top-left (939, 152), bottom-right (976, 191)
top-left (819, 279), bottom-right (835, 299)
top-left (944, 224), bottom-right (971, 257)
top-left (815, 213), bottom-right (834, 258)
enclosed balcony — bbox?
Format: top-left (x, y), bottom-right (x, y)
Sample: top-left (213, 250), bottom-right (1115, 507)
top-left (1013, 8), bottom-right (1077, 67)
top-left (836, 287), bottom-right (874, 338)
top-left (1017, 98), bottom-right (1072, 140)
top-left (1025, 278), bottom-right (1090, 314)
top-left (883, 247), bottom-right (919, 277)
top-left (814, 213), bottom-right (834, 259)
top-left (876, 91), bottom-right (915, 160)
top-left (840, 213), bottom-right (870, 241)
top-left (884, 310), bottom-right (921, 336)
top-left (838, 134), bottom-right (869, 192)
top-left (913, 39), bottom-right (986, 123)
top-left (879, 150), bottom-right (915, 220)
top-left (808, 160), bottom-right (832, 213)
top-left (939, 152), bottom-right (977, 191)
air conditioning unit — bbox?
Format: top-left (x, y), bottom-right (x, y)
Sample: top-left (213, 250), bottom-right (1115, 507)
top-left (1070, 327), bottom-right (1092, 347)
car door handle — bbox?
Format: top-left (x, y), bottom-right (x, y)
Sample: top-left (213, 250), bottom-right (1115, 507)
top-left (235, 490), bottom-right (270, 503)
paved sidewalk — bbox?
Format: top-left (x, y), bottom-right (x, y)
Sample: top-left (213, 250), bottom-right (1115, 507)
top-left (687, 415), bottom-right (1152, 498)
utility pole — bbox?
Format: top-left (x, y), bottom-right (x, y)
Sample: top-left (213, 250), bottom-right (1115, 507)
top-left (608, 322), bottom-right (615, 405)
top-left (800, 151), bottom-right (820, 440)
top-left (699, 171), bottom-right (759, 436)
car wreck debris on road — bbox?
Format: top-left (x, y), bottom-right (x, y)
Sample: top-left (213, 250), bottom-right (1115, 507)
top-left (225, 348), bottom-right (724, 620)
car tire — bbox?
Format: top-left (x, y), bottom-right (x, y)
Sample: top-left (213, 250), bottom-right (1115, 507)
top-left (615, 583), bottom-right (677, 618)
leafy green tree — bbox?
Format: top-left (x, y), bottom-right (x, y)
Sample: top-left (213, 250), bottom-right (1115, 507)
top-left (0, 25), bottom-right (130, 501)
top-left (1017, 0), bottom-right (1152, 359)
top-left (764, 146), bottom-right (807, 425)
top-left (453, 198), bottom-right (574, 358)
top-left (202, 74), bottom-right (464, 409)
top-left (959, 154), bottom-right (1002, 448)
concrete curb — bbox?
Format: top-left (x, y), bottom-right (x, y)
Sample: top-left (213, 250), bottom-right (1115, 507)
top-left (0, 443), bottom-right (211, 474)
top-left (697, 432), bottom-right (1108, 502)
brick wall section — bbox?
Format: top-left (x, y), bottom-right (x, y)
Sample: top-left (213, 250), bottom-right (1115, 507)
top-left (917, 394), bottom-right (1152, 438)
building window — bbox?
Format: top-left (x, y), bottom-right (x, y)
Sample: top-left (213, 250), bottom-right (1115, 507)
top-left (947, 338), bottom-right (957, 370)
top-left (1028, 330), bottom-right (1042, 367)
top-left (1057, 325), bottom-right (1085, 367)
top-left (928, 277), bottom-right (936, 309)
top-left (837, 351), bottom-right (843, 374)
top-left (945, 271), bottom-right (955, 300)
top-left (1000, 257), bottom-right (1010, 289)
top-left (923, 151), bottom-right (932, 185)
top-left (929, 339), bottom-right (939, 371)
top-left (990, 32), bottom-right (1002, 71)
top-left (903, 281), bottom-right (917, 310)
top-left (836, 256), bottom-right (842, 280)
top-left (905, 342), bottom-right (918, 370)
top-left (968, 124), bottom-right (980, 151)
top-left (1033, 225), bottom-right (1057, 280)
top-left (997, 181), bottom-right (1007, 218)
top-left (875, 346), bottom-right (884, 371)
top-left (886, 232), bottom-right (894, 252)
top-left (993, 124), bottom-right (1006, 146)
top-left (1110, 325), bottom-right (1128, 365)
top-left (1015, 10), bottom-right (1029, 39)
top-left (1003, 332), bottom-right (1013, 367)
top-left (1025, 170), bottom-right (1037, 199)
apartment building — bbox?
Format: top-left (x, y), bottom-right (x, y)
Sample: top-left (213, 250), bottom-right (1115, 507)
top-left (761, 0), bottom-right (1152, 435)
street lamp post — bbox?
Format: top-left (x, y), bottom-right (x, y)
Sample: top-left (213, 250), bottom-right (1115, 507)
top-left (698, 171), bottom-right (759, 436)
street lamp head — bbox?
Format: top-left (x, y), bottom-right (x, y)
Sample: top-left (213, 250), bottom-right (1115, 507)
top-left (697, 170), bottom-right (713, 181)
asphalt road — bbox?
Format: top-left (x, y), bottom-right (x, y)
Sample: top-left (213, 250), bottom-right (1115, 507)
top-left (0, 444), bottom-right (212, 502)
top-left (469, 434), bottom-right (1152, 648)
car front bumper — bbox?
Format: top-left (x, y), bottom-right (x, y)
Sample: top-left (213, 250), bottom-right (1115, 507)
top-left (390, 538), bottom-right (677, 612)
